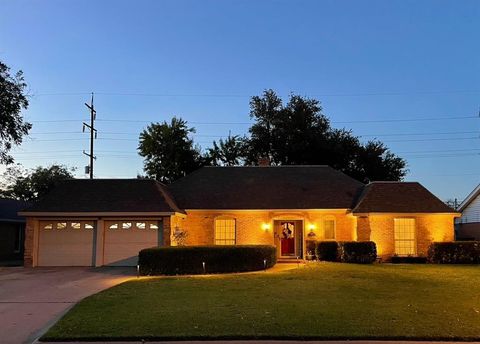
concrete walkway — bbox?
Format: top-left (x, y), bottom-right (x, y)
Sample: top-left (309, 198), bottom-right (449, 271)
top-left (0, 266), bottom-right (135, 344)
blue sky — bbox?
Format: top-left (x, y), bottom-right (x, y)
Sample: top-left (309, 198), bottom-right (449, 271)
top-left (0, 0), bottom-right (479, 202)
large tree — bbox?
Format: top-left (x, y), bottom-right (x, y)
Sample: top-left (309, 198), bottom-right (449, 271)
top-left (0, 61), bottom-right (31, 164)
top-left (206, 135), bottom-right (248, 166)
top-left (246, 90), bottom-right (407, 182)
top-left (0, 164), bottom-right (75, 201)
top-left (138, 117), bottom-right (203, 183)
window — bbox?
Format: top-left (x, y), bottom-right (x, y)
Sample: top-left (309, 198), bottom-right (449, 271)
top-left (136, 222), bottom-right (146, 229)
top-left (71, 222), bottom-right (81, 229)
top-left (84, 222), bottom-right (94, 230)
top-left (394, 218), bottom-right (416, 256)
top-left (215, 218), bottom-right (236, 245)
top-left (56, 222), bottom-right (67, 230)
top-left (109, 223), bottom-right (119, 230)
top-left (122, 222), bottom-right (132, 230)
top-left (149, 222), bottom-right (159, 230)
top-left (324, 217), bottom-right (335, 240)
top-left (43, 223), bottom-right (53, 230)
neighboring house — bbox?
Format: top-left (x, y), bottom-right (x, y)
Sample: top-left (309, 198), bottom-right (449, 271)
top-left (0, 198), bottom-right (29, 265)
top-left (19, 166), bottom-right (459, 267)
top-left (455, 184), bottom-right (480, 240)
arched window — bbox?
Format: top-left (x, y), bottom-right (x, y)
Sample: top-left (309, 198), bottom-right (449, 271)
top-left (323, 216), bottom-right (336, 240)
top-left (214, 218), bottom-right (236, 245)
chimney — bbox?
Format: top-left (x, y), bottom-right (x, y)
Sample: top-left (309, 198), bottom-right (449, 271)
top-left (258, 157), bottom-right (270, 166)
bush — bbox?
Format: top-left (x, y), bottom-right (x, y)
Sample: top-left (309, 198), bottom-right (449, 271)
top-left (391, 256), bottom-right (427, 264)
top-left (338, 241), bottom-right (377, 264)
top-left (139, 245), bottom-right (276, 275)
top-left (428, 241), bottom-right (480, 264)
top-left (316, 241), bottom-right (339, 261)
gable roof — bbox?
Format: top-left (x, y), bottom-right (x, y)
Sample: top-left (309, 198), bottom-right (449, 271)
top-left (458, 183), bottom-right (480, 212)
top-left (352, 181), bottom-right (456, 214)
top-left (21, 179), bottom-right (183, 214)
top-left (0, 198), bottom-right (30, 222)
top-left (168, 166), bottom-right (364, 210)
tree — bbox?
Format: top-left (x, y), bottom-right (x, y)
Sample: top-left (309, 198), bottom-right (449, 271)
top-left (245, 90), bottom-right (407, 182)
top-left (138, 117), bottom-right (203, 183)
top-left (0, 164), bottom-right (75, 201)
top-left (206, 135), bottom-right (248, 166)
top-left (0, 61), bottom-right (31, 164)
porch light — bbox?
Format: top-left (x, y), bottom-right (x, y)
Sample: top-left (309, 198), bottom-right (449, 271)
top-left (262, 223), bottom-right (270, 231)
top-left (308, 223), bottom-right (316, 231)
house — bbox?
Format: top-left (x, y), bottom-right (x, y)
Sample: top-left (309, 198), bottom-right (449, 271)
top-left (19, 166), bottom-right (459, 267)
top-left (0, 198), bottom-right (29, 265)
top-left (455, 184), bottom-right (480, 240)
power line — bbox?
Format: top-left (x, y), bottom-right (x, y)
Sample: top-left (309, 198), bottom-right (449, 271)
top-left (32, 89), bottom-right (480, 98)
top-left (27, 135), bottom-right (480, 143)
top-left (27, 114), bottom-right (478, 125)
top-left (28, 129), bottom-right (479, 138)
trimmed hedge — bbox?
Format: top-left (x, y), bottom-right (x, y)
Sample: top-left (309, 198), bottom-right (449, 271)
top-left (316, 241), bottom-right (339, 262)
top-left (391, 256), bottom-right (427, 264)
top-left (428, 241), bottom-right (480, 264)
top-left (338, 241), bottom-right (377, 264)
top-left (139, 245), bottom-right (276, 275)
top-left (314, 241), bottom-right (377, 264)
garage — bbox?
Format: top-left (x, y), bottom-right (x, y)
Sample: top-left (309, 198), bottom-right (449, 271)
top-left (38, 221), bottom-right (95, 266)
top-left (20, 179), bottom-right (183, 267)
top-left (104, 220), bottom-right (162, 266)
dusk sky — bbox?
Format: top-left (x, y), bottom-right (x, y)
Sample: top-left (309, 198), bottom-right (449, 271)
top-left (1, 0), bottom-right (479, 202)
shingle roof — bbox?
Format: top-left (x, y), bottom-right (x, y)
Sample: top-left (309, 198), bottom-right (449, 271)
top-left (352, 181), bottom-right (456, 214)
top-left (168, 166), bottom-right (364, 210)
top-left (0, 198), bottom-right (30, 222)
top-left (22, 179), bottom-right (183, 214)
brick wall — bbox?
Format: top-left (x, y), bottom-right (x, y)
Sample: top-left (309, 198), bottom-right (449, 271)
top-left (360, 214), bottom-right (455, 259)
top-left (24, 218), bottom-right (38, 267)
top-left (173, 210), bottom-right (356, 254)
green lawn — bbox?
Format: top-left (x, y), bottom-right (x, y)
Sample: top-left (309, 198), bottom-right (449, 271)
top-left (43, 263), bottom-right (480, 341)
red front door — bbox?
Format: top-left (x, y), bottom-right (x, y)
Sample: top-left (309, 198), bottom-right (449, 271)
top-left (280, 221), bottom-right (296, 256)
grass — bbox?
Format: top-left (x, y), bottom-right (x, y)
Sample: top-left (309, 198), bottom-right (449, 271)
top-left (43, 263), bottom-right (480, 341)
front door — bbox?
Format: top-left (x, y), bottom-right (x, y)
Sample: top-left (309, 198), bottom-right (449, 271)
top-left (276, 220), bottom-right (302, 258)
top-left (280, 221), bottom-right (296, 256)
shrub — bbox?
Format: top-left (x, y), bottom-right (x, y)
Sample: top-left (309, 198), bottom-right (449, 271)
top-left (391, 256), bottom-right (427, 264)
top-left (316, 241), bottom-right (339, 261)
top-left (427, 241), bottom-right (480, 264)
top-left (338, 241), bottom-right (377, 264)
top-left (139, 245), bottom-right (276, 275)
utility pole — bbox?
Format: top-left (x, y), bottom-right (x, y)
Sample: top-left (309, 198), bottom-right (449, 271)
top-left (83, 92), bottom-right (97, 179)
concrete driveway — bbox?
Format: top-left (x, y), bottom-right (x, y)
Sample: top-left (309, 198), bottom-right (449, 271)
top-left (0, 266), bottom-right (135, 344)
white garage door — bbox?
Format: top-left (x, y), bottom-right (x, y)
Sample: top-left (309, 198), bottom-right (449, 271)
top-left (104, 220), bottom-right (162, 266)
top-left (38, 221), bottom-right (95, 266)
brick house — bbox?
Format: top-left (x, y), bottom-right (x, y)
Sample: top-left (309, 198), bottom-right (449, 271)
top-left (20, 166), bottom-right (459, 267)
